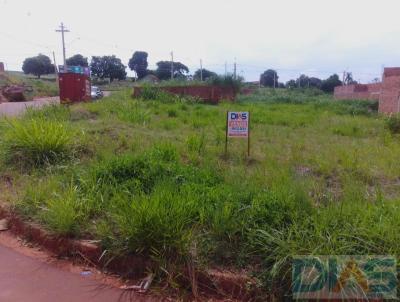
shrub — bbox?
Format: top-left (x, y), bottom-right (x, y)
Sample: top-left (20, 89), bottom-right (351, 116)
top-left (139, 86), bottom-right (161, 100)
top-left (385, 115), bottom-right (400, 134)
top-left (2, 118), bottom-right (79, 166)
top-left (208, 74), bottom-right (243, 93)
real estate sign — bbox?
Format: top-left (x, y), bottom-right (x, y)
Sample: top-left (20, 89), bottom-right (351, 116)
top-left (225, 111), bottom-right (250, 156)
top-left (227, 112), bottom-right (249, 137)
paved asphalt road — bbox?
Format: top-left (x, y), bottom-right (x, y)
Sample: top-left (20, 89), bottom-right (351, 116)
top-left (0, 243), bottom-right (156, 302)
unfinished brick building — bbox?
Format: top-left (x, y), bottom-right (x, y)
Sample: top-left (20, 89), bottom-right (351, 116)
top-left (378, 68), bottom-right (400, 114)
top-left (334, 67), bottom-right (400, 114)
top-left (334, 83), bottom-right (381, 101)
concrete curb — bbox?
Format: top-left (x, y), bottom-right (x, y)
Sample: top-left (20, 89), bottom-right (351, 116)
top-left (0, 204), bottom-right (260, 300)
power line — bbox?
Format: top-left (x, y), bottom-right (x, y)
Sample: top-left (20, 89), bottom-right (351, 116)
top-left (0, 30), bottom-right (53, 49)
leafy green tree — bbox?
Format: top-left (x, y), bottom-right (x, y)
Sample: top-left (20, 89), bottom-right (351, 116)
top-left (128, 51), bottom-right (148, 79)
top-left (309, 77), bottom-right (322, 89)
top-left (155, 61), bottom-right (189, 80)
top-left (90, 55), bottom-right (127, 82)
top-left (66, 54), bottom-right (88, 67)
top-left (296, 74), bottom-right (309, 88)
top-left (321, 74), bottom-right (342, 93)
top-left (286, 79), bottom-right (297, 88)
top-left (260, 69), bottom-right (278, 87)
top-left (193, 68), bottom-right (217, 81)
top-left (22, 54), bottom-right (54, 78)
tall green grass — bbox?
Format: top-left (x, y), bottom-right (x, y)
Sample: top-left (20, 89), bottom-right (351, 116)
top-left (2, 118), bottom-right (80, 166)
top-left (4, 88), bottom-right (400, 299)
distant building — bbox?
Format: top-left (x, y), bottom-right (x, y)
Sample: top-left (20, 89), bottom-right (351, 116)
top-left (139, 74), bottom-right (160, 84)
top-left (0, 62), bottom-right (4, 73)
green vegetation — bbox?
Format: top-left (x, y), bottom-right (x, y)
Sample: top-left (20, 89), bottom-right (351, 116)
top-left (385, 114), bottom-right (400, 134)
top-left (1, 88), bottom-right (399, 298)
top-left (1, 117), bottom-right (82, 167)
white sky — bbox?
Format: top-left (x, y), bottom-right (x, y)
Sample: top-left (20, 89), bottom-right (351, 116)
top-left (1, 0), bottom-right (400, 82)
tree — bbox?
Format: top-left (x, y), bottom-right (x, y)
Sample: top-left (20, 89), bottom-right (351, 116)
top-left (193, 68), bottom-right (217, 81)
top-left (321, 74), bottom-right (342, 93)
top-left (260, 69), bottom-right (278, 87)
top-left (296, 74), bottom-right (309, 88)
top-left (286, 79), bottom-right (297, 89)
top-left (22, 54), bottom-right (54, 78)
top-left (155, 61), bottom-right (189, 80)
top-left (344, 72), bottom-right (357, 85)
top-left (128, 51), bottom-right (148, 79)
top-left (66, 54), bottom-right (88, 67)
top-left (308, 77), bottom-right (322, 89)
top-left (90, 55), bottom-right (127, 82)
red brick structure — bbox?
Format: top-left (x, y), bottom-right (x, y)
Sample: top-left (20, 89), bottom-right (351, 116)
top-left (133, 85), bottom-right (236, 103)
top-left (333, 67), bottom-right (400, 114)
top-left (0, 62), bottom-right (4, 73)
top-left (334, 83), bottom-right (381, 101)
top-left (378, 68), bottom-right (400, 114)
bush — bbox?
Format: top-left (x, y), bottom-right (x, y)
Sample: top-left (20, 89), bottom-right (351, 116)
top-left (2, 118), bottom-right (79, 166)
top-left (208, 74), bottom-right (243, 93)
top-left (385, 115), bottom-right (400, 134)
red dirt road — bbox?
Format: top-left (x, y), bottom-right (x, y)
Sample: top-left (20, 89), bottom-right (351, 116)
top-left (0, 232), bottom-right (157, 302)
top-left (0, 97), bottom-right (60, 117)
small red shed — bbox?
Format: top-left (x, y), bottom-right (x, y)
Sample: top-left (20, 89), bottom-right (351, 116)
top-left (59, 72), bottom-right (91, 104)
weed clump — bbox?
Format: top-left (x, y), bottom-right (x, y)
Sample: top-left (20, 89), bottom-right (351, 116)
top-left (2, 118), bottom-right (81, 167)
top-left (385, 115), bottom-right (400, 134)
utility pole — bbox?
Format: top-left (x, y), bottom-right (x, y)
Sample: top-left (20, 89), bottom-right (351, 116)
top-left (224, 61), bottom-right (227, 76)
top-left (273, 71), bottom-right (276, 89)
top-left (200, 59), bottom-right (203, 81)
top-left (55, 22), bottom-right (69, 70)
top-left (342, 70), bottom-right (346, 86)
top-left (170, 51), bottom-right (174, 80)
top-left (52, 51), bottom-right (58, 81)
top-left (233, 57), bottom-right (237, 80)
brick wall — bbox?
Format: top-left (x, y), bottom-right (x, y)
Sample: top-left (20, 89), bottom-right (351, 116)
top-left (334, 83), bottom-right (381, 101)
top-left (379, 68), bottom-right (400, 114)
top-left (133, 85), bottom-right (236, 103)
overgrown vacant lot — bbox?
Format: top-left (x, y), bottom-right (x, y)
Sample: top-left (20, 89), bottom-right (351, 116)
top-left (0, 88), bottom-right (399, 296)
